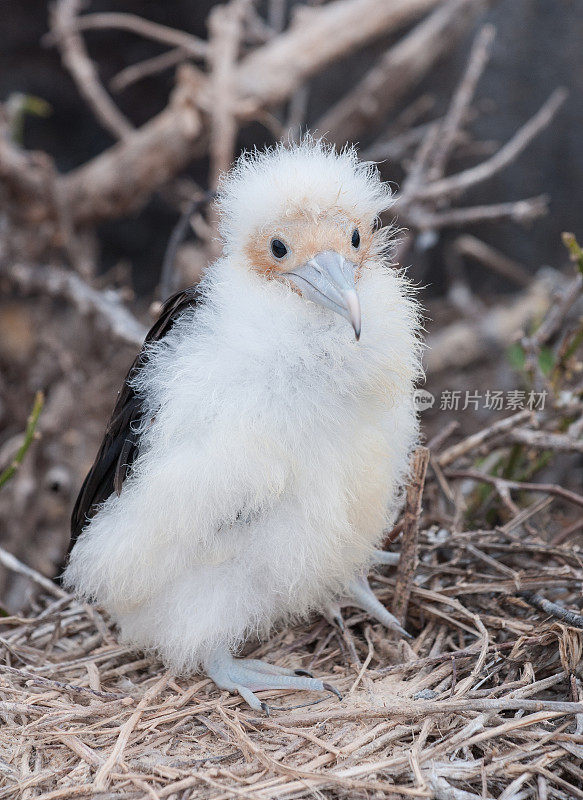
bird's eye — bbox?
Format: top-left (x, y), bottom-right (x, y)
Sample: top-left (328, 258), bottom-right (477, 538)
top-left (351, 228), bottom-right (360, 249)
top-left (270, 238), bottom-right (288, 259)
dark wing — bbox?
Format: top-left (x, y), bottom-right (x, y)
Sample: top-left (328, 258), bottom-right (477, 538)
top-left (69, 286), bottom-right (202, 553)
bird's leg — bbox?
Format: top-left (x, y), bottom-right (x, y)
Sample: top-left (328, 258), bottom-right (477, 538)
top-left (370, 549), bottom-right (400, 567)
top-left (346, 576), bottom-right (410, 637)
top-left (205, 649), bottom-right (341, 714)
top-left (326, 574), bottom-right (411, 639)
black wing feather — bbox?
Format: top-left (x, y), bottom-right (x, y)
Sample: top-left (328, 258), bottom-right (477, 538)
top-left (69, 286), bottom-right (202, 553)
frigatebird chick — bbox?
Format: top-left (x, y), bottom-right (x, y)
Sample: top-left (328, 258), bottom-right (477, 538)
top-left (64, 139), bottom-right (423, 712)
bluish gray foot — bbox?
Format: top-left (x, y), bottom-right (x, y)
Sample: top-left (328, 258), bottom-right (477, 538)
top-left (327, 575), bottom-right (411, 638)
top-left (370, 548), bottom-right (400, 566)
top-left (205, 651), bottom-right (341, 714)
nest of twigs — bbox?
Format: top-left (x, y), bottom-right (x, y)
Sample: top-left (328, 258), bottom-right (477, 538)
top-left (2, 433), bottom-right (583, 800)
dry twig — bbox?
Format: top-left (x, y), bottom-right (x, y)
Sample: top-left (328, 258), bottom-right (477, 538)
top-left (392, 447), bottom-right (429, 626)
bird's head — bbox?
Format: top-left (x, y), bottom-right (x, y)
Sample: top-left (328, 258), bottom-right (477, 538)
top-left (216, 138), bottom-right (395, 340)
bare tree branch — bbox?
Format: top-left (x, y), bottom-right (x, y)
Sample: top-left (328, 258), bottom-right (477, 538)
top-left (415, 88), bottom-right (568, 202)
top-left (110, 48), bottom-right (187, 94)
top-left (5, 262), bottom-right (146, 347)
top-left (206, 1), bottom-right (248, 189)
top-left (55, 0), bottom-right (444, 227)
top-left (60, 64), bottom-right (206, 225)
top-left (454, 234), bottom-right (532, 288)
top-left (70, 12), bottom-right (209, 59)
top-left (402, 195), bottom-right (549, 229)
top-left (392, 447), bottom-right (429, 627)
top-left (234, 0), bottom-right (443, 108)
top-left (49, 0), bottom-right (133, 140)
top-left (427, 23), bottom-right (495, 180)
top-left (317, 0), bottom-right (487, 145)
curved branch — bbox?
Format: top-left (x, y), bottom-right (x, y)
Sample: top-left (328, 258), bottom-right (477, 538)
top-left (49, 0), bottom-right (133, 140)
top-left (415, 88), bottom-right (568, 202)
top-left (71, 12), bottom-right (209, 60)
top-left (317, 0), bottom-right (486, 144)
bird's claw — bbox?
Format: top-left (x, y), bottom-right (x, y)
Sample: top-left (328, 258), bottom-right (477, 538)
top-left (206, 651), bottom-right (340, 713)
top-left (323, 682), bottom-right (343, 701)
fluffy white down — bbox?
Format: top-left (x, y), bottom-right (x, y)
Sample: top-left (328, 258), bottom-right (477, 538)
top-left (64, 145), bottom-right (422, 674)
top-left (216, 138), bottom-right (394, 259)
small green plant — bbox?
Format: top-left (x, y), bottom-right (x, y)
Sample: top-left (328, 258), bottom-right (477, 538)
top-left (0, 391), bottom-right (44, 491)
top-left (562, 231), bottom-right (583, 275)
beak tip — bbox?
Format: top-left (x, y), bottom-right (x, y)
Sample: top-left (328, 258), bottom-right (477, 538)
top-left (354, 328), bottom-right (361, 341)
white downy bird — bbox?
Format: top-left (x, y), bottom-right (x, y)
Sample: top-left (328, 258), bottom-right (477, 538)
top-left (65, 139), bottom-right (423, 712)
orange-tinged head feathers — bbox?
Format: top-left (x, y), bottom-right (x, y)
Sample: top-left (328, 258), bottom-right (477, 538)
top-left (215, 138), bottom-right (394, 279)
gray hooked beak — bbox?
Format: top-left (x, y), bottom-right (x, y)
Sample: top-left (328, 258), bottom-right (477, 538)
top-left (283, 250), bottom-right (361, 340)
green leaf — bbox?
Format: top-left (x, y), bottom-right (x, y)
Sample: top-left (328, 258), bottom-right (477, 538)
top-left (507, 342), bottom-right (526, 371)
top-left (537, 346), bottom-right (555, 376)
top-left (562, 232), bottom-right (583, 275)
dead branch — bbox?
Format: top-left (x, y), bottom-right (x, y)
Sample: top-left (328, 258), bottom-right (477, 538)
top-left (454, 235), bottom-right (532, 288)
top-left (59, 63), bottom-right (206, 225)
top-left (425, 274), bottom-right (553, 374)
top-left (401, 194), bottom-right (549, 229)
top-left (318, 0), bottom-right (486, 145)
top-left (54, 0), bottom-right (442, 228)
top-left (206, 1), bottom-right (248, 190)
top-left (0, 545), bottom-right (67, 599)
top-left (4, 262), bottom-right (146, 347)
top-left (110, 48), bottom-right (187, 94)
top-left (363, 121), bottom-right (436, 163)
top-left (392, 447), bottom-right (429, 626)
top-left (49, 0), bottom-right (133, 140)
top-left (505, 428), bottom-right (583, 454)
top-left (0, 136), bottom-right (56, 223)
top-left (523, 269), bottom-right (583, 351)
top-left (427, 24), bottom-right (495, 180)
top-left (68, 11), bottom-right (209, 59)
top-left (518, 592), bottom-right (583, 630)
top-left (446, 469), bottom-right (583, 510)
top-left (234, 0), bottom-right (443, 109)
top-left (437, 410), bottom-right (531, 467)
top-left (415, 88), bottom-right (568, 202)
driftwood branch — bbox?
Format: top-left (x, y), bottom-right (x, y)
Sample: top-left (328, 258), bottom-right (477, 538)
top-left (51, 0), bottom-right (443, 227)
top-left (415, 88), bottom-right (568, 202)
top-left (427, 23), bottom-right (495, 180)
top-left (49, 0), bottom-right (133, 140)
top-left (206, 0), bottom-right (248, 189)
top-left (5, 262), bottom-right (146, 347)
top-left (318, 0), bottom-right (487, 144)
top-left (68, 12), bottom-right (209, 59)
